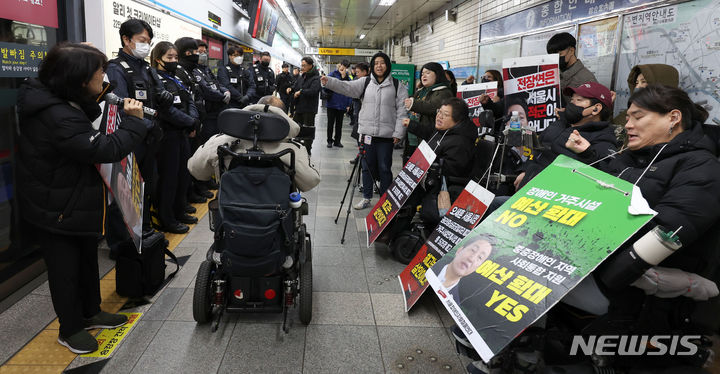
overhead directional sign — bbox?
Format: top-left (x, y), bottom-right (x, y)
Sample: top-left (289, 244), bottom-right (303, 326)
top-left (304, 47), bottom-right (382, 56)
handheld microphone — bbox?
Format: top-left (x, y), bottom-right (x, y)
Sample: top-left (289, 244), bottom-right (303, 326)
top-left (105, 92), bottom-right (157, 117)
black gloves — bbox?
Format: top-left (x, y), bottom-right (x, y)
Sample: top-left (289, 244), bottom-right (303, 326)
top-left (155, 90), bottom-right (174, 110)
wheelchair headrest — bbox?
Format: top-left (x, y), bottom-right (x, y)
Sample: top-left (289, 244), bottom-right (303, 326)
top-left (218, 108), bottom-right (290, 142)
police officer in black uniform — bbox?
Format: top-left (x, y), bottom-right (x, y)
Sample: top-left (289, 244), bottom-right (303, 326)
top-left (173, 37), bottom-right (215, 202)
top-left (105, 19), bottom-right (173, 240)
top-left (195, 39), bottom-right (230, 145)
top-left (216, 46), bottom-right (255, 109)
top-left (250, 51), bottom-right (276, 103)
top-left (276, 63), bottom-right (294, 113)
top-left (150, 41), bottom-right (200, 233)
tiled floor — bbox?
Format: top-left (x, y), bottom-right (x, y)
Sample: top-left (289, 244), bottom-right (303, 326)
top-left (0, 110), bottom-right (470, 374)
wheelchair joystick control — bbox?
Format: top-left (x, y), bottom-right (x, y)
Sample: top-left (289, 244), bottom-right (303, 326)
top-left (290, 192), bottom-right (302, 209)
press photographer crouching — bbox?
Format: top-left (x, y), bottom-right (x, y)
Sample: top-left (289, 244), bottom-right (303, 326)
top-left (383, 98), bottom-right (476, 254)
top-left (15, 43), bottom-right (148, 354)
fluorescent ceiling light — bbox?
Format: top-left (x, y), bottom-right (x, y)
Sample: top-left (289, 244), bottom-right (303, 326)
top-left (359, 34), bottom-right (366, 39)
top-left (275, 0), bottom-right (310, 49)
top-left (379, 0), bottom-right (396, 6)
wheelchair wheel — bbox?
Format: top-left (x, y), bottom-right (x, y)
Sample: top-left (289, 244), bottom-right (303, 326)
top-left (299, 257), bottom-right (312, 325)
top-left (390, 230), bottom-right (425, 265)
top-left (193, 260), bottom-right (215, 324)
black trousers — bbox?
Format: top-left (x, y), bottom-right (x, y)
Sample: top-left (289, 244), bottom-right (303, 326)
top-left (326, 108), bottom-right (344, 144)
top-left (155, 131), bottom-right (191, 226)
top-left (280, 94), bottom-right (292, 114)
top-left (199, 116), bottom-right (219, 146)
top-left (39, 229), bottom-right (101, 337)
top-left (294, 112), bottom-right (316, 155)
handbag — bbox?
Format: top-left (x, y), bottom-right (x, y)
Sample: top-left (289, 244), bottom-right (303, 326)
top-left (437, 176), bottom-right (451, 216)
top-left (320, 88), bottom-right (333, 101)
top-left (116, 230), bottom-right (179, 298)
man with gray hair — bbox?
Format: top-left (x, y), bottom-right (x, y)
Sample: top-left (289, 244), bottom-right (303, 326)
top-left (188, 96), bottom-right (320, 191)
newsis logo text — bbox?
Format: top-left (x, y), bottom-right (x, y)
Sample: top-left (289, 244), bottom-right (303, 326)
top-left (570, 335), bottom-right (700, 356)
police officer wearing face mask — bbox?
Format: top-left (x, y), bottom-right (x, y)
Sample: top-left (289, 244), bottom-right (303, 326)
top-left (173, 37), bottom-right (216, 202)
top-left (194, 39), bottom-right (230, 145)
top-left (250, 51), bottom-right (276, 103)
top-left (106, 19), bottom-right (174, 238)
top-left (216, 46), bottom-right (255, 109)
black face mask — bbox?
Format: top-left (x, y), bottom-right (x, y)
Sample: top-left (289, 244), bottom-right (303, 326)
top-left (480, 76), bottom-right (490, 83)
top-left (563, 102), bottom-right (590, 125)
top-left (261, 60), bottom-right (270, 68)
top-left (162, 61), bottom-right (178, 74)
top-left (559, 55), bottom-right (569, 71)
top-left (181, 54), bottom-right (199, 66)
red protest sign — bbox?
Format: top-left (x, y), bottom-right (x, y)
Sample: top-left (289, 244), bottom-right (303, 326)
top-left (365, 141), bottom-right (436, 246)
top-left (398, 181), bottom-right (494, 311)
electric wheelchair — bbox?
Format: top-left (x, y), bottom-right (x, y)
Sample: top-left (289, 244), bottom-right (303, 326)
top-left (192, 109), bottom-right (312, 332)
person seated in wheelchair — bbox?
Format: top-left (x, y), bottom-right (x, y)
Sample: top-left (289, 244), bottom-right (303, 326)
top-left (513, 82), bottom-right (618, 191)
top-left (386, 97), bottom-right (477, 239)
top-left (187, 95), bottom-right (320, 192)
top-left (461, 85), bottom-right (720, 373)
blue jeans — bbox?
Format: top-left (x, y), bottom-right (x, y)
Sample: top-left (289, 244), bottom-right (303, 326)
top-left (361, 139), bottom-right (393, 199)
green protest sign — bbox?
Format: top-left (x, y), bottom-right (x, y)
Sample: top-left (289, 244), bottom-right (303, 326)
top-left (390, 63), bottom-right (416, 96)
top-left (426, 155), bottom-right (656, 362)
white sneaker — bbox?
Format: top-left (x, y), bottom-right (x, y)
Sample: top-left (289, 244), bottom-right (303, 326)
top-left (353, 198), bottom-right (371, 210)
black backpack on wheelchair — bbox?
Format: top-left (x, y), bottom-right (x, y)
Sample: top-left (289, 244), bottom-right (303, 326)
top-left (192, 108), bottom-right (312, 333)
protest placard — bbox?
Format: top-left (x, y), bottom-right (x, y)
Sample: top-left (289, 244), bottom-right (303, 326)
top-left (457, 82), bottom-right (498, 129)
top-left (398, 181), bottom-right (494, 312)
top-left (96, 101), bottom-right (144, 252)
top-left (427, 155), bottom-right (656, 362)
top-left (365, 141), bottom-right (436, 246)
top-left (503, 54), bottom-right (561, 133)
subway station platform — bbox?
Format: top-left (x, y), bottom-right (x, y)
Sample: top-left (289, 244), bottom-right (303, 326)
top-left (0, 110), bottom-right (471, 374)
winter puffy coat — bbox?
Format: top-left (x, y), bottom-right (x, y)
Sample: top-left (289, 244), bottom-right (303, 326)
top-left (407, 85), bottom-right (454, 141)
top-left (187, 104), bottom-right (321, 191)
top-left (520, 119), bottom-right (618, 188)
top-left (15, 79), bottom-right (148, 236)
top-left (324, 69), bottom-right (352, 111)
top-left (324, 75), bottom-right (408, 140)
top-left (602, 123), bottom-right (720, 276)
top-left (426, 118), bottom-right (478, 183)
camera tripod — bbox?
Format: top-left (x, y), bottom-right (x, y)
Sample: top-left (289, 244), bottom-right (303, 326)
top-left (335, 143), bottom-right (381, 244)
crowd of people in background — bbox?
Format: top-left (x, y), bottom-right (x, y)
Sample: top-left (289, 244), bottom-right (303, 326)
top-left (13, 10), bottom-right (720, 365)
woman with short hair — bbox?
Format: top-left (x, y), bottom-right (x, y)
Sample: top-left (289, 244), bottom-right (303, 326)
top-left (15, 42), bottom-right (148, 354)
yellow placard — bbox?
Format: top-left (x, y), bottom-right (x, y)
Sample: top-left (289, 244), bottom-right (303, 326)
top-left (318, 47), bottom-right (354, 56)
top-left (81, 312), bottom-right (142, 358)
top-left (242, 46), bottom-right (254, 53)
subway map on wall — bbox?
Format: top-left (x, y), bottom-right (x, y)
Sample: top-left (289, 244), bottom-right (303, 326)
top-left (615, 0), bottom-right (720, 124)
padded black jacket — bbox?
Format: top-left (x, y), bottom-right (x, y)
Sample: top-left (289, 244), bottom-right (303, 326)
top-left (291, 68), bottom-right (321, 115)
top-left (15, 79), bottom-right (147, 236)
top-left (520, 119), bottom-right (618, 188)
top-left (603, 122), bottom-right (720, 275)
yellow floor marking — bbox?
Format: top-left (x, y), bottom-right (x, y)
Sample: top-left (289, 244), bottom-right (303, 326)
top-left (1, 196), bottom-right (212, 373)
top-left (81, 313), bottom-right (142, 358)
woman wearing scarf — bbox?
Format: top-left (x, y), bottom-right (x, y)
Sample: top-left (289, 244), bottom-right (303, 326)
top-left (402, 62), bottom-right (453, 163)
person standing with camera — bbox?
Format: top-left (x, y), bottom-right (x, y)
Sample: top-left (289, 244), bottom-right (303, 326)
top-left (105, 19), bottom-right (173, 239)
top-left (16, 43), bottom-right (148, 354)
top-left (216, 46), bottom-right (255, 109)
top-left (321, 52), bottom-right (408, 210)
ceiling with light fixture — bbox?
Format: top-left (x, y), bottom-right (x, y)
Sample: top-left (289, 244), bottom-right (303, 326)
top-left (289, 0), bottom-right (450, 49)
